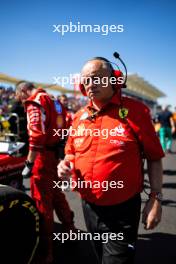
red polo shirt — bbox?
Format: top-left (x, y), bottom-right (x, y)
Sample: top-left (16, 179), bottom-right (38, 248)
top-left (65, 94), bottom-right (164, 205)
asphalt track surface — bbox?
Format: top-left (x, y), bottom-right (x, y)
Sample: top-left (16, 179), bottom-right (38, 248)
top-left (24, 142), bottom-right (176, 264)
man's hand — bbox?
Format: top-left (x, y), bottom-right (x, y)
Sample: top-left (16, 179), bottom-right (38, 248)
top-left (57, 154), bottom-right (74, 180)
top-left (142, 198), bottom-right (162, 230)
top-left (22, 160), bottom-right (34, 178)
top-left (57, 159), bottom-right (73, 181)
top-left (22, 150), bottom-right (37, 178)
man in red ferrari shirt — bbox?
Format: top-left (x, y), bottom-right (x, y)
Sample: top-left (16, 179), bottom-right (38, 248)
top-left (16, 81), bottom-right (74, 264)
top-left (57, 57), bottom-right (164, 264)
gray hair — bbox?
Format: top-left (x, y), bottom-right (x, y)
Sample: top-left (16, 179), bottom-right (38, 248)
top-left (83, 57), bottom-right (113, 75)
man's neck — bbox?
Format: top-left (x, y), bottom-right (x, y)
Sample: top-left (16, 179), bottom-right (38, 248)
top-left (31, 88), bottom-right (37, 96)
top-left (92, 100), bottom-right (104, 110)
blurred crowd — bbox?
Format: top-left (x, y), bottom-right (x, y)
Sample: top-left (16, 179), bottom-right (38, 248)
top-left (0, 86), bottom-right (16, 114)
top-left (1, 86), bottom-right (176, 154)
top-left (0, 86), bottom-right (17, 134)
top-left (0, 85), bottom-right (86, 116)
top-left (0, 85), bottom-right (87, 138)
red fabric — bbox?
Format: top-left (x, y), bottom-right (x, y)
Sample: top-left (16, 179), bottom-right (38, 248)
top-left (25, 88), bottom-right (66, 151)
top-left (65, 94), bottom-right (164, 206)
top-left (25, 88), bottom-right (72, 216)
top-left (24, 88), bottom-right (73, 262)
top-left (31, 150), bottom-right (73, 263)
top-left (31, 150), bottom-right (73, 224)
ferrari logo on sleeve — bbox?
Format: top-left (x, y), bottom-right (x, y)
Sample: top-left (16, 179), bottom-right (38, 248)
top-left (119, 108), bottom-right (128, 119)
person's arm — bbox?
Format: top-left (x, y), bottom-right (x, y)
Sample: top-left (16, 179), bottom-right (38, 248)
top-left (170, 116), bottom-right (175, 134)
top-left (26, 103), bottom-right (47, 152)
top-left (147, 159), bottom-right (163, 192)
top-left (22, 103), bottom-right (46, 178)
top-left (142, 159), bottom-right (163, 230)
top-left (27, 149), bottom-right (38, 163)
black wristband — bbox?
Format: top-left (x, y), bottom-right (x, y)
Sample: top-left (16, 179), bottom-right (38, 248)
top-left (25, 160), bottom-right (34, 167)
top-left (149, 192), bottom-right (163, 202)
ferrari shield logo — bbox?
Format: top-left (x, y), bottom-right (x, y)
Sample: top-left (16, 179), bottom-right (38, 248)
top-left (119, 108), bottom-right (128, 119)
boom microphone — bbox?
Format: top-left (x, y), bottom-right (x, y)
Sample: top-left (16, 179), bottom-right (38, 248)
top-left (113, 51), bottom-right (127, 87)
top-left (113, 52), bottom-right (120, 59)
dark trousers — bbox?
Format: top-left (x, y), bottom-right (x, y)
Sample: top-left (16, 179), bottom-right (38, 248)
top-left (82, 194), bottom-right (141, 264)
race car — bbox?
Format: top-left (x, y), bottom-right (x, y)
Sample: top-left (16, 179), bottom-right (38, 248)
top-left (0, 113), bottom-right (27, 190)
top-left (0, 141), bottom-right (26, 189)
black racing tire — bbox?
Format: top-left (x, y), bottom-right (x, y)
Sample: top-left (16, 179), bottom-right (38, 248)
top-left (0, 184), bottom-right (40, 264)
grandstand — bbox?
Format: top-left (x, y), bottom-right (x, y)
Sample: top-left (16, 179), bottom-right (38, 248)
top-left (0, 72), bottom-right (165, 111)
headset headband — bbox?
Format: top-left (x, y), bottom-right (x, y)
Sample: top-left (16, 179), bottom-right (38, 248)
top-left (79, 52), bottom-right (127, 96)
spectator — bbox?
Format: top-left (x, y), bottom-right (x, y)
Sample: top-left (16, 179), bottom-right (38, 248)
top-left (153, 105), bottom-right (162, 135)
top-left (59, 94), bottom-right (73, 128)
top-left (158, 105), bottom-right (175, 153)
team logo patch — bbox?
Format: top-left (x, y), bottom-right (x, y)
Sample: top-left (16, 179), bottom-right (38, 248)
top-left (80, 112), bottom-right (89, 120)
top-left (74, 138), bottom-right (84, 147)
top-left (119, 108), bottom-right (128, 119)
top-left (54, 100), bottom-right (62, 114)
top-left (57, 115), bottom-right (64, 128)
top-left (115, 124), bottom-right (126, 137)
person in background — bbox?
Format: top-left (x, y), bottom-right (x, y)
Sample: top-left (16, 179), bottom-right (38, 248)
top-left (16, 82), bottom-right (74, 264)
top-left (153, 105), bottom-right (162, 136)
top-left (59, 94), bottom-right (73, 128)
top-left (158, 105), bottom-right (175, 153)
top-left (9, 99), bottom-right (28, 151)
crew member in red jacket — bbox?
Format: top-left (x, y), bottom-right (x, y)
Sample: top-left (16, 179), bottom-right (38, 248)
top-left (16, 81), bottom-right (74, 264)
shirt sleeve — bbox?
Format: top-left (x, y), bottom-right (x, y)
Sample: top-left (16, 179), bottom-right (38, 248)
top-left (138, 106), bottom-right (165, 160)
top-left (27, 103), bottom-right (47, 151)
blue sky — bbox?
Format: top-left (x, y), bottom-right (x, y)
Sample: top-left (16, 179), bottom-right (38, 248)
top-left (0, 0), bottom-right (176, 107)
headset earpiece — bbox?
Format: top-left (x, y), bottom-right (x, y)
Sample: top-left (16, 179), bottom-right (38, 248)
top-left (112, 70), bottom-right (125, 90)
top-left (79, 83), bottom-right (87, 96)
